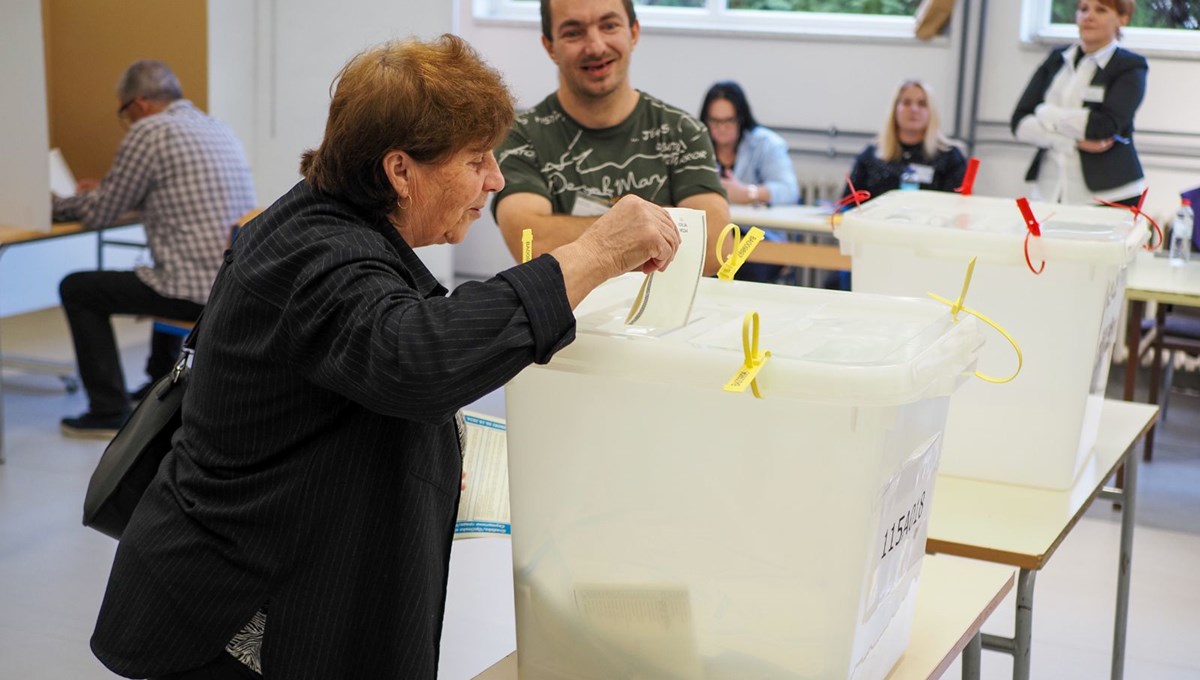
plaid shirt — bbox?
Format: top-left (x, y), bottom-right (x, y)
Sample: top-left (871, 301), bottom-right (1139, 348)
top-left (53, 100), bottom-right (256, 304)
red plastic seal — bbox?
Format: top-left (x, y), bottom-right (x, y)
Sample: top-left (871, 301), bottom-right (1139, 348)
top-left (831, 174), bottom-right (871, 230)
top-left (1017, 197), bottom-right (1046, 275)
top-left (955, 157), bottom-right (980, 196)
top-left (1094, 189), bottom-right (1161, 251)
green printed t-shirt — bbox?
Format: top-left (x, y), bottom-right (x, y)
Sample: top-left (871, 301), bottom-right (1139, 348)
top-left (492, 91), bottom-right (724, 219)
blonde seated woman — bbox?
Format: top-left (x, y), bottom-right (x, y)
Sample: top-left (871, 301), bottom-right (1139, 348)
top-left (842, 79), bottom-right (967, 202)
top-left (830, 79), bottom-right (965, 289)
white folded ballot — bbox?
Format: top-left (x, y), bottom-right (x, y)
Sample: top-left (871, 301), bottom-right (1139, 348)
top-left (49, 148), bottom-right (76, 198)
top-left (623, 207), bottom-right (706, 330)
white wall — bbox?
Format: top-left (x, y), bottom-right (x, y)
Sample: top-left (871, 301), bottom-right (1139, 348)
top-left (453, 1), bottom-right (1200, 273)
top-left (454, 2), bottom-right (974, 276)
top-left (0, 0), bottom-right (51, 233)
top-left (970, 1), bottom-right (1200, 220)
top-left (7, 0), bottom-right (1200, 314)
top-left (208, 0), bottom-right (459, 287)
top-left (0, 0), bottom-right (107, 317)
top-left (207, 0), bottom-right (258, 176)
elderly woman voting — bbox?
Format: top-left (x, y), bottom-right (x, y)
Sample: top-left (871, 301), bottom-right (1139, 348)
top-left (90, 36), bottom-right (680, 680)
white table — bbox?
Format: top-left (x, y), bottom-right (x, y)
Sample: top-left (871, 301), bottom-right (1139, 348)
top-left (1126, 250), bottom-right (1200, 307)
top-left (926, 399), bottom-right (1158, 680)
top-left (728, 204), bottom-right (849, 272)
top-left (728, 204), bottom-right (833, 234)
top-left (472, 556), bottom-right (1016, 680)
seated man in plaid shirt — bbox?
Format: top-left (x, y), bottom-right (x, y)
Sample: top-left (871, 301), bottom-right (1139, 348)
top-left (52, 60), bottom-right (255, 438)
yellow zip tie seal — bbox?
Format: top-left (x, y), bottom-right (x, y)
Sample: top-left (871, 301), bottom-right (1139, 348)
top-left (723, 311), bottom-right (772, 398)
top-left (716, 224), bottom-right (765, 281)
top-left (521, 229), bottom-right (533, 264)
top-left (927, 257), bottom-right (1023, 384)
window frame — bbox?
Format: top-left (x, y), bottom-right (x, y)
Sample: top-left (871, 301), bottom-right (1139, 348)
top-left (1021, 0), bottom-right (1200, 58)
top-left (472, 0), bottom-right (939, 44)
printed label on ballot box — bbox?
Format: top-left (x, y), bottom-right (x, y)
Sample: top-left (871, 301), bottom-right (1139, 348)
top-left (865, 433), bottom-right (941, 620)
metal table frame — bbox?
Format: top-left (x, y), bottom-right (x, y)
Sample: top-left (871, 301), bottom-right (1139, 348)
top-left (926, 400), bottom-right (1156, 680)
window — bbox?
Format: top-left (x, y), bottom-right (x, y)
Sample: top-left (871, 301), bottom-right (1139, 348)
top-left (1024, 0), bottom-right (1200, 56)
top-left (1050, 0), bottom-right (1199, 29)
top-left (726, 0), bottom-right (918, 16)
top-left (474, 0), bottom-right (928, 41)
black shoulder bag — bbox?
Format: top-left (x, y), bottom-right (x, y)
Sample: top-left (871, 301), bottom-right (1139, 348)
top-left (83, 320), bottom-right (199, 539)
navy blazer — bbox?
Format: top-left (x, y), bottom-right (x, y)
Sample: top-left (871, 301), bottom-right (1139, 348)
top-left (1011, 45), bottom-right (1147, 193)
top-left (91, 181), bottom-right (576, 679)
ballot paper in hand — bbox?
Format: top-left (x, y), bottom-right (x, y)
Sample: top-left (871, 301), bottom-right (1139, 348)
top-left (624, 207), bottom-right (706, 330)
top-left (49, 148), bottom-right (76, 198)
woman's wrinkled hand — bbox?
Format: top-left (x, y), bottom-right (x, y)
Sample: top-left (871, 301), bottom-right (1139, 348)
top-left (581, 195), bottom-right (681, 277)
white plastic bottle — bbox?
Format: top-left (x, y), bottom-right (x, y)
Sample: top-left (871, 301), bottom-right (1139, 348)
top-left (1170, 198), bottom-right (1193, 266)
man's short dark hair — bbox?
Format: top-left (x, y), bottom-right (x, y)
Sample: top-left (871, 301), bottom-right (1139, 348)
top-left (540, 0), bottom-right (637, 41)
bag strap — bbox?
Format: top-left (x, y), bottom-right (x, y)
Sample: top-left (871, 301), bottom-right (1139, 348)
top-left (171, 312), bottom-right (202, 385)
top-left (182, 311), bottom-right (202, 351)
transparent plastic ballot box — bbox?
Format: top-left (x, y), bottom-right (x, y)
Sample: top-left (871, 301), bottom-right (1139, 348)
top-left (504, 275), bottom-right (983, 680)
top-left (837, 190), bottom-right (1146, 490)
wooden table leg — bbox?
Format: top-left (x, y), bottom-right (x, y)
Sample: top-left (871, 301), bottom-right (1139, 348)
top-left (1123, 300), bottom-right (1144, 402)
top-left (1144, 304), bottom-right (1167, 461)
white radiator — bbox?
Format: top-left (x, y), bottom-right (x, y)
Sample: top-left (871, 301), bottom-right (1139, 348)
top-left (797, 177), bottom-right (845, 207)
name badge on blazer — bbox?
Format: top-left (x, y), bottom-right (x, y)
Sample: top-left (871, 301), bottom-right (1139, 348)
top-left (1082, 85), bottom-right (1106, 103)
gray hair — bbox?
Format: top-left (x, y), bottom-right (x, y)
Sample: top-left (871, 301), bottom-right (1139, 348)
top-left (116, 60), bottom-right (183, 103)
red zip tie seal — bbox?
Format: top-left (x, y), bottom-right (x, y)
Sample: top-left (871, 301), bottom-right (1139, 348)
top-left (831, 174), bottom-right (871, 230)
top-left (1017, 197), bottom-right (1046, 275)
top-left (1094, 189), bottom-right (1162, 251)
top-left (955, 157), bottom-right (980, 196)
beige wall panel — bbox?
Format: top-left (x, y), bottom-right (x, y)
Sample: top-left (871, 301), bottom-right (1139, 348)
top-left (44, 0), bottom-right (207, 179)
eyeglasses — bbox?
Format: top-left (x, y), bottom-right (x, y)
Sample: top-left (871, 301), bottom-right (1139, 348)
top-left (116, 99), bottom-right (137, 126)
top-left (707, 116), bottom-right (738, 129)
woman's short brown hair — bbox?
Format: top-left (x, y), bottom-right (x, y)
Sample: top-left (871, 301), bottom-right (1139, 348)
top-left (1101, 0), bottom-right (1136, 18)
top-left (301, 35), bottom-right (514, 220)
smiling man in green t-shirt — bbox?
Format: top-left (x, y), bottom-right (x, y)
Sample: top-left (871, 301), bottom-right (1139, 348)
top-left (493, 0), bottom-right (728, 275)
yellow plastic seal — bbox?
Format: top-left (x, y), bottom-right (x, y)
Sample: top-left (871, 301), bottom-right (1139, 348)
top-left (716, 224), bottom-right (765, 281)
top-left (723, 311), bottom-right (772, 398)
top-left (927, 257), bottom-right (1023, 384)
top-left (521, 229), bottom-right (533, 264)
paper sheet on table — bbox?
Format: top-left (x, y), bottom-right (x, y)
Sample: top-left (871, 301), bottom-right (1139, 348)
top-left (49, 148), bottom-right (76, 198)
top-left (624, 207), bottom-right (706, 329)
top-left (454, 411), bottom-right (511, 539)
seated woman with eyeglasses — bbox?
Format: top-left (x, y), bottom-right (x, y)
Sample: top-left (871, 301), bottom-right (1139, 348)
top-left (700, 81), bottom-right (798, 283)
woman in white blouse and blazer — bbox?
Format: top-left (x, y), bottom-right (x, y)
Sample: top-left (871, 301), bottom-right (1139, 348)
top-left (1011, 0), bottom-right (1146, 206)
